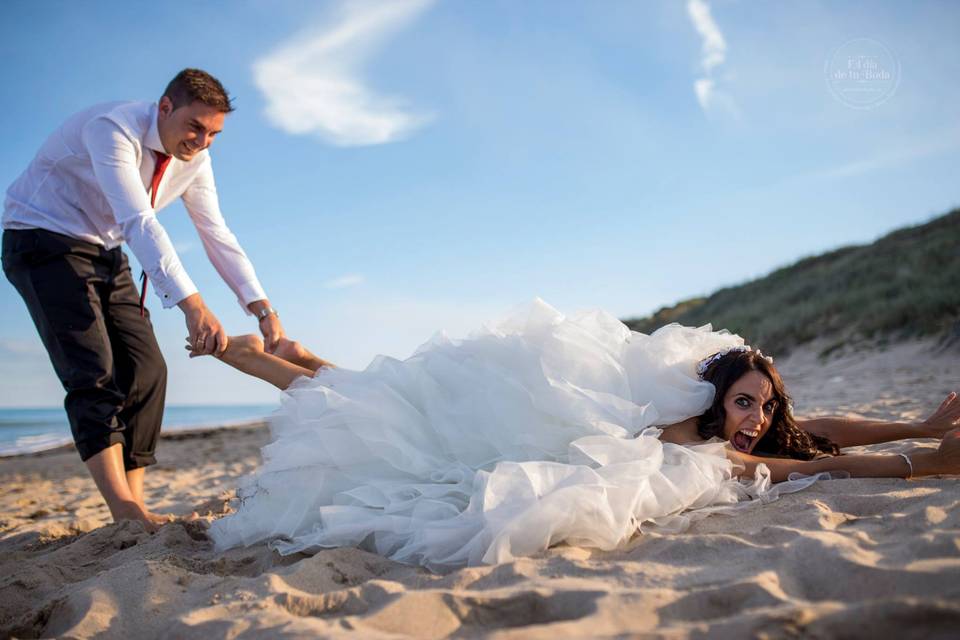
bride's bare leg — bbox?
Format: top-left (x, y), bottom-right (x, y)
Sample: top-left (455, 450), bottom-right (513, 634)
top-left (201, 335), bottom-right (316, 390)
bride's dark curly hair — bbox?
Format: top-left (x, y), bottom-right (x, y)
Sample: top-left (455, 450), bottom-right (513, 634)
top-left (697, 349), bottom-right (840, 460)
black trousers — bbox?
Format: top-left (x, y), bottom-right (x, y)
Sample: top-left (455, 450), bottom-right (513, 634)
top-left (2, 228), bottom-right (167, 469)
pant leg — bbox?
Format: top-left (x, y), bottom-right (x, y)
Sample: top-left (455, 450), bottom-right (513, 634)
top-left (3, 229), bottom-right (127, 461)
top-left (104, 252), bottom-right (167, 470)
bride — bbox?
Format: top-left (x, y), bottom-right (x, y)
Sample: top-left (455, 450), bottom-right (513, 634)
top-left (198, 300), bottom-right (960, 571)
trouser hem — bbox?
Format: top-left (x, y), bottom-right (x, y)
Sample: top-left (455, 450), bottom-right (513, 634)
top-left (76, 432), bottom-right (128, 463)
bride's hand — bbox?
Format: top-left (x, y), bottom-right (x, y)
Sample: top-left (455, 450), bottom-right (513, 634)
top-left (920, 392), bottom-right (960, 438)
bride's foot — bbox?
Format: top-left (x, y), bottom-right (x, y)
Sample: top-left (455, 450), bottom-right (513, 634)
top-left (274, 337), bottom-right (336, 371)
top-left (273, 337), bottom-right (311, 367)
top-left (188, 334), bottom-right (263, 366)
top-left (222, 334), bottom-right (264, 364)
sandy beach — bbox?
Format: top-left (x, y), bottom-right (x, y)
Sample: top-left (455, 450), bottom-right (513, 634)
top-left (1, 338), bottom-right (958, 639)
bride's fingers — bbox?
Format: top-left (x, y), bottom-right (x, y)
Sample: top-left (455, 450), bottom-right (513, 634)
top-left (943, 394), bottom-right (960, 418)
top-left (930, 393), bottom-right (958, 420)
top-left (935, 393), bottom-right (953, 413)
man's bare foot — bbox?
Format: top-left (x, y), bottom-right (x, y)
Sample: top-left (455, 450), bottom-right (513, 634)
top-left (144, 510), bottom-right (176, 527)
top-left (111, 502), bottom-right (161, 533)
top-left (184, 511), bottom-right (209, 525)
top-left (126, 501), bottom-right (195, 529)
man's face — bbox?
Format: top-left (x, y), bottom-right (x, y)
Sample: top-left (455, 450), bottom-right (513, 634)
top-left (156, 96), bottom-right (226, 161)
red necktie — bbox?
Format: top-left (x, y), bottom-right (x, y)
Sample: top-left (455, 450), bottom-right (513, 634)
top-left (139, 151), bottom-right (172, 317)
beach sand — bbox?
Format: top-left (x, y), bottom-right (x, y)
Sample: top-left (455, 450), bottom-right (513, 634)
top-left (1, 338), bottom-right (958, 638)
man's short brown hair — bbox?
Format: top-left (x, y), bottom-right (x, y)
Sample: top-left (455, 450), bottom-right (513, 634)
top-left (162, 69), bottom-right (235, 113)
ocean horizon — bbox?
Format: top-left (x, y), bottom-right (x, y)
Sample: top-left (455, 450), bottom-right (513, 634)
top-left (0, 404), bottom-right (278, 457)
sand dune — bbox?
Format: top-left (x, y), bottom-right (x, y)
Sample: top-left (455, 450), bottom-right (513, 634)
top-left (1, 338), bottom-right (958, 638)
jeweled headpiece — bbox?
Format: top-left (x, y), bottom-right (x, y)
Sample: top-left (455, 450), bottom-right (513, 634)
top-left (696, 345), bottom-right (773, 380)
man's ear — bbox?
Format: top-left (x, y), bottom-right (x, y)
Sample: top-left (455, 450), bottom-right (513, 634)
top-left (158, 96), bottom-right (173, 118)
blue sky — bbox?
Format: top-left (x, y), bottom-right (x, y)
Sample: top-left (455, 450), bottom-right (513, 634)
top-left (1, 0), bottom-right (958, 407)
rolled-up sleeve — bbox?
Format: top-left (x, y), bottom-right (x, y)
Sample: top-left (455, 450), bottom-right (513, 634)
top-left (181, 156), bottom-right (266, 313)
top-left (81, 118), bottom-right (198, 307)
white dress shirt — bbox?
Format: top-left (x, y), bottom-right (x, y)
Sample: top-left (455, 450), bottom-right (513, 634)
top-left (2, 101), bottom-right (266, 310)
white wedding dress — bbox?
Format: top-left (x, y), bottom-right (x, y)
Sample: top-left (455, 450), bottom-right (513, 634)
top-left (209, 299), bottom-right (821, 571)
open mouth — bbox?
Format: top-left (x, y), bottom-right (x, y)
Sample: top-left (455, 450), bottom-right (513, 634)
top-left (731, 428), bottom-right (760, 452)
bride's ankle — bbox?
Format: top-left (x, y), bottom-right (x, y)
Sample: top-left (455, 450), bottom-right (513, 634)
top-left (274, 337), bottom-right (310, 366)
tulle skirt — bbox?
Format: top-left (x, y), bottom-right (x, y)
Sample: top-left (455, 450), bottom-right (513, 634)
top-left (209, 299), bottom-right (820, 571)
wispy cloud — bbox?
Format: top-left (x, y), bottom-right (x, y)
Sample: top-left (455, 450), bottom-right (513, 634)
top-left (738, 127), bottom-right (960, 197)
top-left (323, 274), bottom-right (365, 289)
top-left (253, 0), bottom-right (435, 147)
top-left (686, 0), bottom-right (738, 119)
top-left (802, 129), bottom-right (960, 182)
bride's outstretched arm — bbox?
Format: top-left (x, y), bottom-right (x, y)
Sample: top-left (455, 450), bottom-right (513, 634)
top-left (797, 392), bottom-right (959, 447)
top-left (728, 427), bottom-right (960, 483)
top-left (188, 335), bottom-right (327, 390)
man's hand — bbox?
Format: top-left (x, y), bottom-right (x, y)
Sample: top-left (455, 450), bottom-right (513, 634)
top-left (247, 299), bottom-right (286, 354)
top-left (178, 293), bottom-right (228, 357)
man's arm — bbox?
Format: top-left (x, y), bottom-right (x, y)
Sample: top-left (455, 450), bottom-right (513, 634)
top-left (246, 299), bottom-right (283, 353)
top-left (180, 157), bottom-right (285, 352)
top-left (81, 118), bottom-right (226, 356)
top-left (178, 294), bottom-right (229, 357)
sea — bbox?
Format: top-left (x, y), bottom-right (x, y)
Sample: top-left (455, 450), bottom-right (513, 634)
top-left (0, 404), bottom-right (278, 457)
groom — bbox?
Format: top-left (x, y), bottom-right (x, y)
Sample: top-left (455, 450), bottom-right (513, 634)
top-left (1, 69), bottom-right (283, 530)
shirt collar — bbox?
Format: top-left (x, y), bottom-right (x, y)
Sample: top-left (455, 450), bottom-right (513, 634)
top-left (144, 102), bottom-right (166, 155)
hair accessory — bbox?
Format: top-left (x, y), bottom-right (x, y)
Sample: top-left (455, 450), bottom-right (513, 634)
top-left (696, 345), bottom-right (775, 380)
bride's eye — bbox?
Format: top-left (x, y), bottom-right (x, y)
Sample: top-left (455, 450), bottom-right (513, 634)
top-left (735, 397), bottom-right (749, 408)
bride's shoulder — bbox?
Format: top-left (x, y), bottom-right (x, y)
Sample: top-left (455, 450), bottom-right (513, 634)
top-left (658, 416), bottom-right (706, 445)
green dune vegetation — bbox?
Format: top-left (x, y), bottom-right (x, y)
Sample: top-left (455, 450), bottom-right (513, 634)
top-left (623, 208), bottom-right (960, 357)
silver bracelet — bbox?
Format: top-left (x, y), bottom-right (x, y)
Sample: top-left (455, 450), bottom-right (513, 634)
top-left (897, 452), bottom-right (913, 479)
top-left (257, 307), bottom-right (279, 321)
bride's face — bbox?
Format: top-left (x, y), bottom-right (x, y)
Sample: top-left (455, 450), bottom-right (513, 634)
top-left (721, 370), bottom-right (778, 454)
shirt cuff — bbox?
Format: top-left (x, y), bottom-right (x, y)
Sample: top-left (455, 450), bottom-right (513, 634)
top-left (154, 271), bottom-right (199, 309)
top-left (234, 280), bottom-right (268, 314)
